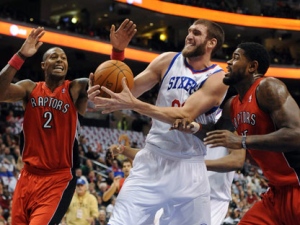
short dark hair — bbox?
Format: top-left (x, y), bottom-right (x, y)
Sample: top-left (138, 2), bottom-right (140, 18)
top-left (122, 158), bottom-right (132, 167)
top-left (193, 19), bottom-right (225, 56)
top-left (237, 42), bottom-right (270, 75)
top-left (42, 47), bottom-right (65, 61)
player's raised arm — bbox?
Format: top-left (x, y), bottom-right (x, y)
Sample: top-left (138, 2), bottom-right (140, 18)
top-left (110, 19), bottom-right (137, 52)
top-left (88, 19), bottom-right (137, 104)
top-left (0, 27), bottom-right (45, 102)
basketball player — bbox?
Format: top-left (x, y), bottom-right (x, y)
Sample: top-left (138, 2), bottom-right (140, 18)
top-left (107, 22), bottom-right (245, 225)
top-left (0, 19), bottom-right (136, 225)
top-left (111, 114), bottom-right (246, 225)
top-left (179, 42), bottom-right (300, 224)
top-left (88, 19), bottom-right (227, 225)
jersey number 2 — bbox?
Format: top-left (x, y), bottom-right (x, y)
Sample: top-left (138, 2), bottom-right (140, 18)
top-left (43, 111), bottom-right (53, 128)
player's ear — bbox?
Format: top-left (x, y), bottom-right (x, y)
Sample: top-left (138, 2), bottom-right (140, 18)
top-left (248, 61), bottom-right (258, 73)
top-left (207, 38), bottom-right (217, 49)
top-left (41, 62), bottom-right (45, 69)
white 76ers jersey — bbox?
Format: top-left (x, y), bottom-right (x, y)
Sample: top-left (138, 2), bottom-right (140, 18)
top-left (146, 53), bottom-right (224, 159)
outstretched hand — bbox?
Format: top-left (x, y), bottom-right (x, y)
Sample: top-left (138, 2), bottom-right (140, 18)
top-left (110, 19), bottom-right (137, 51)
top-left (19, 27), bottom-right (45, 57)
top-left (87, 73), bottom-right (101, 102)
top-left (93, 77), bottom-right (137, 114)
top-left (204, 130), bottom-right (243, 149)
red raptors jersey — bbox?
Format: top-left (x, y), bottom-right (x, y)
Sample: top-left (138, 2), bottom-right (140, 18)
top-left (231, 78), bottom-right (300, 186)
top-left (21, 81), bottom-right (79, 171)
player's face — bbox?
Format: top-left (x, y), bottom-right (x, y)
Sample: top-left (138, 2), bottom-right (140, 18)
top-left (41, 47), bottom-right (68, 78)
top-left (122, 162), bottom-right (132, 177)
top-left (182, 24), bottom-right (208, 58)
top-left (223, 48), bottom-right (248, 86)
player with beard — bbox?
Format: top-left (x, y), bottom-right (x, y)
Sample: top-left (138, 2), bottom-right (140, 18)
top-left (174, 42), bottom-right (300, 224)
top-left (88, 19), bottom-right (227, 225)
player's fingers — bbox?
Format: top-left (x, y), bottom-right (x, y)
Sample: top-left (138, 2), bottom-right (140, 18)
top-left (35, 41), bottom-right (44, 50)
top-left (203, 133), bottom-right (225, 145)
top-left (93, 96), bottom-right (111, 105)
top-left (88, 91), bottom-right (100, 101)
top-left (28, 28), bottom-right (36, 37)
top-left (203, 137), bottom-right (222, 147)
top-left (126, 20), bottom-right (134, 27)
top-left (36, 29), bottom-right (45, 39)
top-left (110, 24), bottom-right (116, 33)
top-left (128, 28), bottom-right (137, 39)
top-left (171, 119), bottom-right (181, 129)
top-left (87, 85), bottom-right (100, 94)
top-left (102, 109), bottom-right (114, 114)
top-left (88, 73), bottom-right (94, 87)
top-left (121, 77), bottom-right (130, 90)
top-left (206, 130), bottom-right (224, 136)
top-left (119, 18), bottom-right (129, 30)
top-left (101, 86), bottom-right (116, 96)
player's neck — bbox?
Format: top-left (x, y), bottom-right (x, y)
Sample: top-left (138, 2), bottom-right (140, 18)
top-left (45, 77), bottom-right (65, 92)
top-left (186, 55), bottom-right (212, 70)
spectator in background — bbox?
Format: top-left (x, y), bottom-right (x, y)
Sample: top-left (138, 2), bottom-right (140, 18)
top-left (6, 216), bottom-right (11, 225)
top-left (117, 115), bottom-right (128, 131)
top-left (85, 145), bottom-right (100, 161)
top-left (222, 207), bottom-right (241, 225)
top-left (97, 182), bottom-right (108, 198)
top-left (81, 158), bottom-right (95, 177)
top-left (105, 195), bottom-right (116, 220)
top-left (2, 127), bottom-right (15, 147)
top-left (3, 147), bottom-right (15, 165)
top-left (102, 159), bottom-right (133, 202)
top-left (95, 209), bottom-right (108, 225)
top-left (62, 178), bottom-right (99, 225)
top-left (75, 167), bottom-right (89, 186)
top-left (0, 183), bottom-right (10, 218)
top-left (245, 188), bottom-right (259, 206)
top-left (0, 218), bottom-right (6, 225)
top-left (5, 110), bottom-right (17, 127)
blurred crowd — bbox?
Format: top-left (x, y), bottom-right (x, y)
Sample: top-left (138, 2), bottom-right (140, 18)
top-left (0, 1), bottom-right (299, 66)
top-left (0, 103), bottom-right (269, 224)
top-left (164, 0), bottom-right (300, 19)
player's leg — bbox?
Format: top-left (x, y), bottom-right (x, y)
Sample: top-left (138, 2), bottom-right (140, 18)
top-left (11, 170), bottom-right (28, 225)
top-left (29, 170), bottom-right (76, 225)
top-left (239, 189), bottom-right (278, 225)
top-left (108, 149), bottom-right (165, 225)
top-left (210, 198), bottom-right (229, 225)
top-left (276, 185), bottom-right (300, 224)
top-left (158, 194), bottom-right (211, 225)
top-left (160, 160), bottom-right (211, 225)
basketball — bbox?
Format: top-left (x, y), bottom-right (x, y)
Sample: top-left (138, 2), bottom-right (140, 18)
top-left (93, 60), bottom-right (134, 98)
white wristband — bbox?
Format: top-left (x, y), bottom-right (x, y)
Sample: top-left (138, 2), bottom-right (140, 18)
top-left (241, 135), bottom-right (247, 149)
top-left (190, 122), bottom-right (201, 134)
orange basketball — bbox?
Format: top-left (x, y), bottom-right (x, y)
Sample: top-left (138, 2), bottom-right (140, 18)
top-left (93, 60), bottom-right (134, 98)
